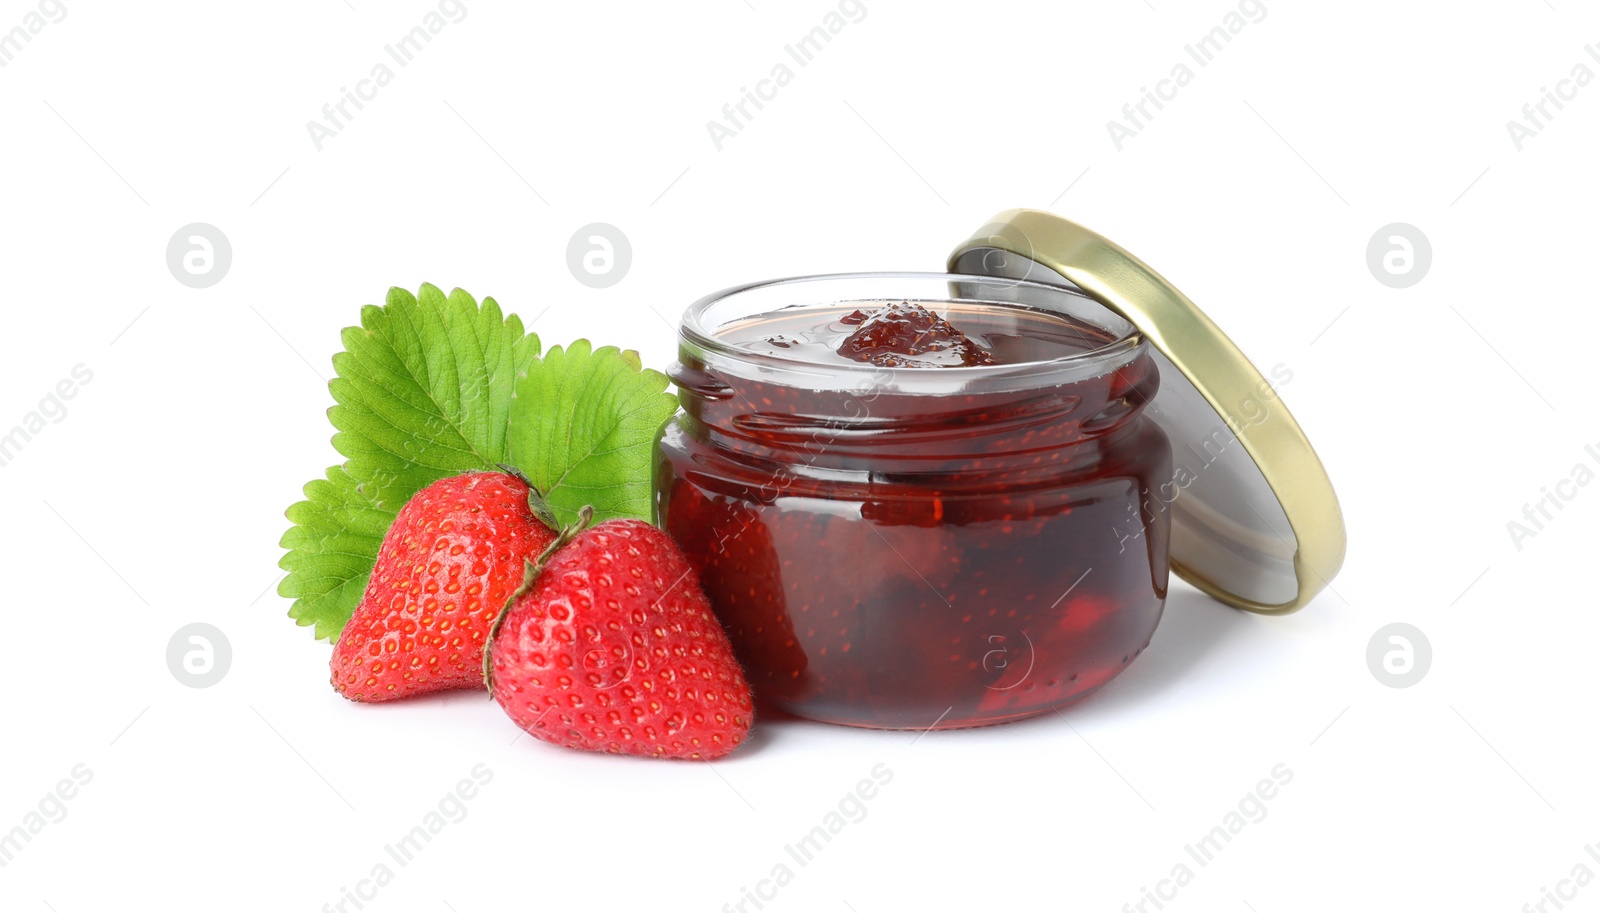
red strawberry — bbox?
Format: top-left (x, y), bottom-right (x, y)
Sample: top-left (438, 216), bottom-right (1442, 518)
top-left (331, 470), bottom-right (557, 702)
top-left (486, 507), bottom-right (754, 760)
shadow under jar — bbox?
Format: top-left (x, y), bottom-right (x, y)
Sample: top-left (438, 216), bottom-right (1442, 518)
top-left (655, 273), bottom-right (1172, 730)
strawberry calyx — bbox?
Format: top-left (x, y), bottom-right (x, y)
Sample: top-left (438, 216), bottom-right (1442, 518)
top-left (494, 462), bottom-right (561, 533)
top-left (482, 504), bottom-right (596, 693)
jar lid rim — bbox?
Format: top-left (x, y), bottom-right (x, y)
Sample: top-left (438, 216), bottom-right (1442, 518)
top-left (948, 210), bottom-right (1347, 615)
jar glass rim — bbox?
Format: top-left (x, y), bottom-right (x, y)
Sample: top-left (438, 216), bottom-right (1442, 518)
top-left (680, 271), bottom-right (1145, 391)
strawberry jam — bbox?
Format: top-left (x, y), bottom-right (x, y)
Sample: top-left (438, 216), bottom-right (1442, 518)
top-left (656, 274), bottom-right (1171, 730)
top-left (834, 301), bottom-right (996, 367)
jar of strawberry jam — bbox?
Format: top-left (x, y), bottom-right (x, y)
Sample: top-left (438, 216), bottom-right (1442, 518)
top-left (656, 212), bottom-right (1346, 730)
top-left (656, 273), bottom-right (1171, 729)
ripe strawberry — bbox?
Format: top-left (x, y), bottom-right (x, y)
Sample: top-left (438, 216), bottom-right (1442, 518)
top-left (487, 507), bottom-right (754, 760)
top-left (331, 470), bottom-right (557, 702)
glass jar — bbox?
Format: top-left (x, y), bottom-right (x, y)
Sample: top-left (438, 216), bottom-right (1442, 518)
top-left (655, 273), bottom-right (1172, 730)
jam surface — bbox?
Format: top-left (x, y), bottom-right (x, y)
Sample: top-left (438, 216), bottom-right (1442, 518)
top-left (658, 300), bottom-right (1171, 729)
top-left (724, 298), bottom-right (1108, 368)
top-left (833, 301), bottom-right (995, 368)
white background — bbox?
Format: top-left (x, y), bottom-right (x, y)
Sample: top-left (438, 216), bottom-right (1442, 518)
top-left (2, 1), bottom-right (1596, 911)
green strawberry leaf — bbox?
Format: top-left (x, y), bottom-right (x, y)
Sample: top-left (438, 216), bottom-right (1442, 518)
top-left (278, 284), bottom-right (541, 641)
top-left (329, 284), bottom-right (541, 510)
top-left (506, 340), bottom-right (679, 527)
top-left (278, 467), bottom-right (393, 642)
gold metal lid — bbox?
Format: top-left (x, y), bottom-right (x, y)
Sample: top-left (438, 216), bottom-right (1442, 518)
top-left (948, 209), bottom-right (1345, 614)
